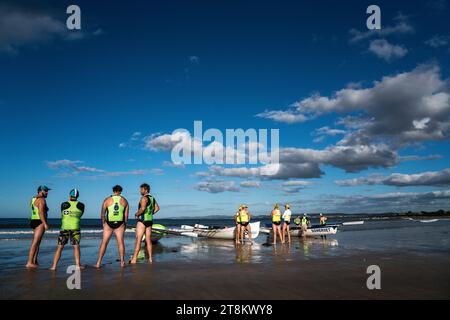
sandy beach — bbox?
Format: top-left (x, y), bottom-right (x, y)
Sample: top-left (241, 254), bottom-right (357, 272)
top-left (1, 251), bottom-right (449, 300)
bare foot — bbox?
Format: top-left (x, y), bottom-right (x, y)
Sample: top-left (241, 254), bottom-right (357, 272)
top-left (148, 259), bottom-right (153, 264)
top-left (128, 259), bottom-right (137, 265)
top-left (94, 263), bottom-right (101, 269)
top-left (49, 266), bottom-right (56, 271)
top-left (120, 261), bottom-right (125, 268)
top-left (26, 263), bottom-right (38, 269)
top-left (75, 265), bottom-right (86, 270)
top-left (272, 242), bottom-right (277, 245)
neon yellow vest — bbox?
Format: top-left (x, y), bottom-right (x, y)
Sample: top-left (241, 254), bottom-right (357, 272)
top-left (139, 195), bottom-right (155, 222)
top-left (272, 209), bottom-right (281, 222)
top-left (61, 201), bottom-right (83, 230)
top-left (301, 217), bottom-right (308, 225)
top-left (107, 195), bottom-right (125, 222)
top-left (30, 197), bottom-right (39, 220)
top-left (240, 211), bottom-right (249, 223)
top-left (236, 213), bottom-right (241, 223)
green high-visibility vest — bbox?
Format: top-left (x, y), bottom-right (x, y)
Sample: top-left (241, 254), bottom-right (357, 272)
top-left (106, 195), bottom-right (125, 222)
top-left (61, 201), bottom-right (83, 230)
top-left (301, 217), bottom-right (308, 225)
top-left (30, 197), bottom-right (39, 220)
top-left (139, 195), bottom-right (155, 222)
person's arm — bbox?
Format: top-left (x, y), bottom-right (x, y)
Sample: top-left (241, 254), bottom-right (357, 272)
top-left (154, 200), bottom-right (160, 215)
top-left (37, 199), bottom-right (49, 230)
top-left (123, 199), bottom-right (129, 225)
top-left (100, 199), bottom-right (108, 225)
top-left (135, 197), bottom-right (148, 218)
top-left (248, 212), bottom-right (252, 221)
top-left (78, 202), bottom-right (85, 218)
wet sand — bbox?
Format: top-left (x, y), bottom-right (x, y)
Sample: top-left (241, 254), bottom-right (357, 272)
top-left (1, 251), bottom-right (449, 300)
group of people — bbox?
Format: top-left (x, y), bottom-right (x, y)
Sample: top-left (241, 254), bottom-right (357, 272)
top-left (272, 204), bottom-right (328, 244)
top-left (234, 203), bottom-right (328, 245)
top-left (26, 183), bottom-right (159, 270)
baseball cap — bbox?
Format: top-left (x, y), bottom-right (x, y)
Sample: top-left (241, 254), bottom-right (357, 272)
top-left (37, 185), bottom-right (51, 192)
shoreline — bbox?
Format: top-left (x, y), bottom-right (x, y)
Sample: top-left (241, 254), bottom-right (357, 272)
top-left (1, 251), bottom-right (449, 300)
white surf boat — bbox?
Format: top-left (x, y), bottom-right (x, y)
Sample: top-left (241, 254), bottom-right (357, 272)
top-left (261, 224), bottom-right (338, 237)
top-left (168, 221), bottom-right (261, 240)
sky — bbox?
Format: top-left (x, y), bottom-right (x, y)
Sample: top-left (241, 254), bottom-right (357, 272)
top-left (0, 0), bottom-right (450, 218)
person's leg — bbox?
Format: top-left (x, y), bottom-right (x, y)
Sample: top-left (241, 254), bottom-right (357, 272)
top-left (247, 224), bottom-right (252, 242)
top-left (95, 225), bottom-right (113, 268)
top-left (240, 225), bottom-right (245, 243)
top-left (272, 224), bottom-right (277, 245)
top-left (114, 224), bottom-right (126, 267)
top-left (50, 245), bottom-right (64, 270)
top-left (26, 225), bottom-right (45, 268)
top-left (287, 225), bottom-right (291, 243)
top-left (282, 223), bottom-right (286, 243)
top-left (129, 222), bottom-right (146, 264)
top-left (278, 226), bottom-right (284, 244)
top-left (144, 227), bottom-right (153, 263)
top-left (74, 245), bottom-right (81, 267)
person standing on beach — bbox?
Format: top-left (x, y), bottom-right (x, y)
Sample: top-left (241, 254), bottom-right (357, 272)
top-left (50, 189), bottom-right (84, 271)
top-left (26, 185), bottom-right (51, 268)
top-left (95, 185), bottom-right (129, 268)
top-left (301, 214), bottom-right (308, 237)
top-left (239, 205), bottom-right (253, 244)
top-left (282, 204), bottom-right (292, 244)
top-left (234, 206), bottom-right (242, 244)
top-left (319, 213), bottom-right (327, 226)
top-left (129, 183), bottom-right (160, 264)
top-left (271, 204), bottom-right (283, 245)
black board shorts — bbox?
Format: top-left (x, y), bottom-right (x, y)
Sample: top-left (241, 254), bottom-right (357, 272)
top-left (30, 220), bottom-right (42, 229)
top-left (58, 230), bottom-right (81, 245)
top-left (138, 220), bottom-right (153, 228)
top-left (272, 221), bottom-right (281, 226)
top-left (106, 221), bottom-right (124, 229)
top-left (284, 221), bottom-right (291, 225)
top-left (241, 222), bottom-right (249, 227)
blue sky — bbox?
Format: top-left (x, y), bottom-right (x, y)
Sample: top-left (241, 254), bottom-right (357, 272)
top-left (1, 0), bottom-right (450, 218)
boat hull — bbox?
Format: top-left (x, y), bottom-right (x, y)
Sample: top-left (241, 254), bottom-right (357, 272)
top-left (193, 221), bottom-right (261, 240)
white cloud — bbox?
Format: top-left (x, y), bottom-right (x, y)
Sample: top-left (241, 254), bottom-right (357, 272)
top-left (369, 39), bottom-right (408, 61)
top-left (0, 4), bottom-right (95, 54)
top-left (425, 35), bottom-right (450, 48)
top-left (194, 180), bottom-right (240, 193)
top-left (240, 181), bottom-right (261, 188)
top-left (336, 168), bottom-right (450, 187)
top-left (257, 64), bottom-right (450, 147)
top-left (349, 14), bottom-right (414, 43)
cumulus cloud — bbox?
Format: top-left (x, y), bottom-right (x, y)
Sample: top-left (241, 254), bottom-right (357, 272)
top-left (0, 4), bottom-right (97, 54)
top-left (256, 109), bottom-right (308, 123)
top-left (369, 39), bottom-right (408, 61)
top-left (46, 160), bottom-right (105, 173)
top-left (280, 180), bottom-right (311, 193)
top-left (336, 168), bottom-right (450, 187)
top-left (332, 190), bottom-right (450, 213)
top-left (196, 143), bottom-right (397, 181)
top-left (257, 64), bottom-right (450, 147)
top-left (240, 181), bottom-right (261, 188)
top-left (194, 180), bottom-right (240, 193)
top-left (47, 159), bottom-right (152, 178)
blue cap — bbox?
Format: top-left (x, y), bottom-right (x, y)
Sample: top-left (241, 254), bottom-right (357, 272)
top-left (37, 185), bottom-right (51, 192)
top-left (69, 188), bottom-right (79, 198)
